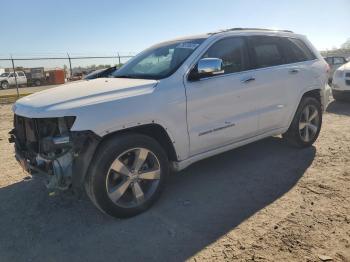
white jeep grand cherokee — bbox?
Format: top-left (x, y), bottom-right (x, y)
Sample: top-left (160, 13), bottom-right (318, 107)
top-left (10, 28), bottom-right (331, 218)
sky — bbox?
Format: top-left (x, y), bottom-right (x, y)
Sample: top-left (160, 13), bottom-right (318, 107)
top-left (0, 0), bottom-right (349, 58)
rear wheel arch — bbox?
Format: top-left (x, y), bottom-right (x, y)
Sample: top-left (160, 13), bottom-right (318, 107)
top-left (301, 89), bottom-right (321, 105)
top-left (287, 88), bottom-right (322, 126)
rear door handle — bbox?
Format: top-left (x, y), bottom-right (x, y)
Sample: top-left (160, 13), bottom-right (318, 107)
top-left (289, 68), bottom-right (300, 74)
top-left (241, 76), bottom-right (255, 83)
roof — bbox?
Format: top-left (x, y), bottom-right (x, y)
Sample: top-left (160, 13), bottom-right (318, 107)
top-left (207, 28), bottom-right (294, 35)
top-left (171, 28), bottom-right (296, 42)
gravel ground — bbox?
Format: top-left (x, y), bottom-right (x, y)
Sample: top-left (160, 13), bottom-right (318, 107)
top-left (0, 101), bottom-right (349, 262)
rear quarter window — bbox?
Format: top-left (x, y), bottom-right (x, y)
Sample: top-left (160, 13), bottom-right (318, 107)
top-left (282, 38), bottom-right (316, 63)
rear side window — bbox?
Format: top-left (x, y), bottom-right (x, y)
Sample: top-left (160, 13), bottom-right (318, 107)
top-left (202, 37), bottom-right (248, 75)
top-left (17, 72), bottom-right (25, 77)
top-left (282, 38), bottom-right (316, 63)
top-left (248, 36), bottom-right (285, 68)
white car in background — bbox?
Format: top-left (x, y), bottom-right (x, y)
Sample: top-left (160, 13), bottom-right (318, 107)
top-left (0, 71), bottom-right (27, 89)
top-left (332, 61), bottom-right (350, 101)
top-left (324, 56), bottom-right (348, 83)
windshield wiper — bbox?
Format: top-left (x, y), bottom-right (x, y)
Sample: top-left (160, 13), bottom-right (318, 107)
top-left (114, 75), bottom-right (139, 79)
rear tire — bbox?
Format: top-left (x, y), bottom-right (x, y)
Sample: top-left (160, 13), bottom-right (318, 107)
top-left (282, 97), bottom-right (322, 147)
top-left (34, 79), bottom-right (41, 86)
top-left (85, 134), bottom-right (169, 218)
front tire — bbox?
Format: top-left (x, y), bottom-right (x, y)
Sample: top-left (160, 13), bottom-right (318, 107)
top-left (1, 81), bottom-right (9, 89)
top-left (85, 134), bottom-right (169, 218)
top-left (283, 97), bottom-right (322, 147)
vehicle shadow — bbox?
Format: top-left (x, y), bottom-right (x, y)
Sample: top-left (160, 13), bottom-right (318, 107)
top-left (326, 100), bottom-right (350, 116)
top-left (0, 137), bottom-right (315, 262)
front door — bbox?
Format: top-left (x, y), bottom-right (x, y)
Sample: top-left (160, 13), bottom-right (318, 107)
top-left (185, 36), bottom-right (259, 155)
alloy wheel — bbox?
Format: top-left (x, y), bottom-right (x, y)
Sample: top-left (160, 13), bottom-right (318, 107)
top-left (298, 104), bottom-right (320, 142)
top-left (105, 148), bottom-right (161, 208)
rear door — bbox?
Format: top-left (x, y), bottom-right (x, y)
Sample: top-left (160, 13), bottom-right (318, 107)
top-left (246, 35), bottom-right (292, 132)
top-left (279, 37), bottom-right (319, 121)
top-left (247, 35), bottom-right (319, 132)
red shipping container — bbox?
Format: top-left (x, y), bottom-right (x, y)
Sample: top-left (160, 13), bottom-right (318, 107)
top-left (48, 69), bottom-right (65, 85)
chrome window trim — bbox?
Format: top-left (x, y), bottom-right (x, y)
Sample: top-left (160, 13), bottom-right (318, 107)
top-left (184, 34), bottom-right (318, 83)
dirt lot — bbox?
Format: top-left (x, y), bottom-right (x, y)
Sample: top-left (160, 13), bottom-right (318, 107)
top-left (0, 101), bottom-right (349, 262)
top-left (0, 84), bottom-right (59, 96)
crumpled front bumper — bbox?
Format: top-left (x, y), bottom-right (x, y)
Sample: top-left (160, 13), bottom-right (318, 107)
top-left (9, 127), bottom-right (101, 190)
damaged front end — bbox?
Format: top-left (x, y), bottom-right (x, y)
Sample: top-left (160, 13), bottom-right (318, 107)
top-left (9, 115), bottom-right (100, 192)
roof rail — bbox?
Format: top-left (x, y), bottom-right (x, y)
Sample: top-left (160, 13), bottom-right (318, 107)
top-left (208, 28), bottom-right (294, 35)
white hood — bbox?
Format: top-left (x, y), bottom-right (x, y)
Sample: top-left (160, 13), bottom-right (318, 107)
top-left (13, 78), bottom-right (158, 118)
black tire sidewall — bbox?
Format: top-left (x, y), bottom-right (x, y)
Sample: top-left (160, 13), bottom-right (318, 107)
top-left (287, 97), bottom-right (322, 147)
top-left (87, 134), bottom-right (169, 218)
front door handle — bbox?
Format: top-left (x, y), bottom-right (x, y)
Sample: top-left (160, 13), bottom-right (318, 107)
top-left (241, 76), bottom-right (255, 83)
top-left (289, 68), bottom-right (300, 74)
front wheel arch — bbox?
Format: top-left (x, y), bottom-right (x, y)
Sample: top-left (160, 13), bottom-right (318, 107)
top-left (76, 124), bottom-right (177, 189)
top-left (100, 124), bottom-right (178, 162)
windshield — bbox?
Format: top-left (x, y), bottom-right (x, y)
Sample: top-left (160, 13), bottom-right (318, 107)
top-left (0, 73), bottom-right (9, 77)
top-left (113, 38), bottom-right (206, 80)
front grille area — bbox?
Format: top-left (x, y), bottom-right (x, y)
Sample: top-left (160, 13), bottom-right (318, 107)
top-left (345, 72), bottom-right (350, 77)
top-left (14, 115), bottom-right (39, 153)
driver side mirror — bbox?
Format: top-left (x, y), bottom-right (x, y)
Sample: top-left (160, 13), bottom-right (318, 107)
top-left (188, 58), bottom-right (224, 81)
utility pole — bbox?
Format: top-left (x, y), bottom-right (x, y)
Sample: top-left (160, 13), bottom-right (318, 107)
top-left (11, 55), bottom-right (19, 98)
top-left (67, 53), bottom-right (73, 79)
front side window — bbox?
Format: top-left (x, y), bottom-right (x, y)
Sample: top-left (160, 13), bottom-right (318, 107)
top-left (201, 37), bottom-right (248, 75)
top-left (249, 36), bottom-right (284, 68)
top-left (8, 73), bottom-right (15, 77)
top-left (17, 72), bottom-right (25, 77)
top-left (0, 73), bottom-right (9, 77)
top-left (113, 38), bottom-right (205, 80)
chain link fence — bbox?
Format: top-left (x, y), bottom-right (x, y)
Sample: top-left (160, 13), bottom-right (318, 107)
top-left (0, 53), bottom-right (134, 102)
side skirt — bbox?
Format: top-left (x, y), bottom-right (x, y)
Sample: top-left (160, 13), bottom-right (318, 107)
top-left (171, 127), bottom-right (288, 172)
